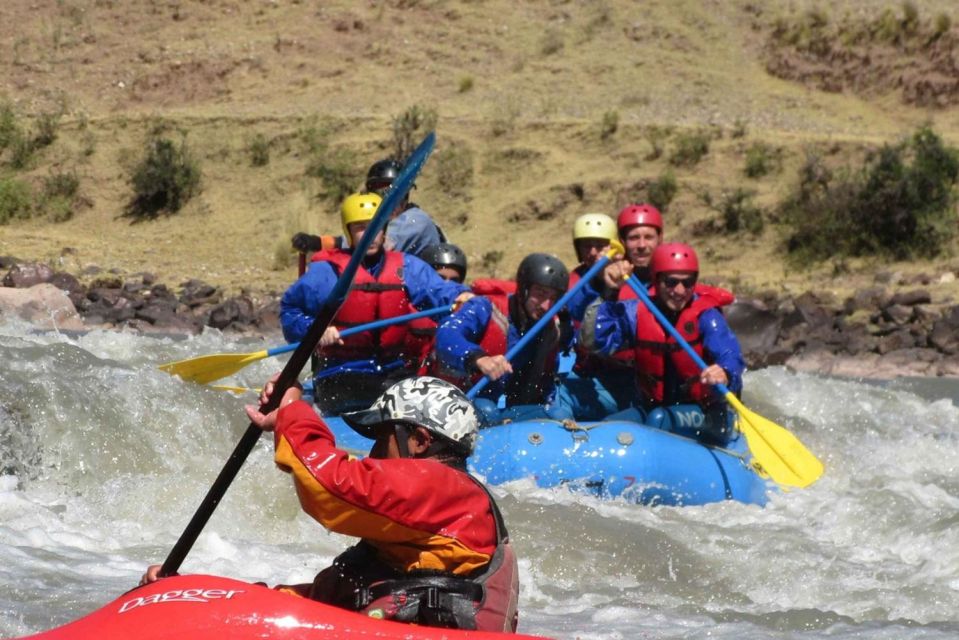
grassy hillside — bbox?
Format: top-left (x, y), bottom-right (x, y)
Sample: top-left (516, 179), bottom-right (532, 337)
top-left (1, 0), bottom-right (958, 304)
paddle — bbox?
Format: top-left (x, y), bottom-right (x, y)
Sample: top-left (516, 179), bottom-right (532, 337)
top-left (624, 274), bottom-right (823, 489)
top-left (158, 132), bottom-right (436, 577)
top-left (467, 244), bottom-right (622, 400)
top-left (159, 304), bottom-right (453, 385)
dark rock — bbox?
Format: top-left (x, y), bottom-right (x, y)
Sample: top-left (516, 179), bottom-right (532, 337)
top-left (888, 289), bottom-right (931, 306)
top-left (180, 279), bottom-right (221, 308)
top-left (882, 304), bottom-right (914, 325)
top-left (726, 300), bottom-right (783, 363)
top-left (87, 287), bottom-right (121, 305)
top-left (843, 286), bottom-right (888, 314)
top-left (123, 281), bottom-right (145, 295)
top-left (929, 305), bottom-right (959, 354)
top-left (0, 256), bottom-right (23, 269)
top-left (254, 298), bottom-right (281, 332)
top-left (877, 329), bottom-right (916, 354)
top-left (49, 272), bottom-right (86, 307)
top-left (3, 262), bottom-right (54, 288)
top-left (89, 275), bottom-right (123, 290)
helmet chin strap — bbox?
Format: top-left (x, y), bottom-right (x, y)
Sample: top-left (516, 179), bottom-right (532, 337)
top-left (394, 423), bottom-right (412, 459)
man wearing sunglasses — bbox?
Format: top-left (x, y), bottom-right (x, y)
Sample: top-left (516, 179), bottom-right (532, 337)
top-left (580, 242), bottom-right (744, 443)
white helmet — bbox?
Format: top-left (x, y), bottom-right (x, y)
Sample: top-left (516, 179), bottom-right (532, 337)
top-left (341, 377), bottom-right (480, 456)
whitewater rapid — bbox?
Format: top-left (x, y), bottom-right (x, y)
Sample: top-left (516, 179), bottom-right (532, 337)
top-left (1, 321), bottom-right (957, 639)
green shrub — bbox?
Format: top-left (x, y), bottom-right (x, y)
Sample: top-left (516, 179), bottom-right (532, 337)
top-left (127, 136), bottom-right (202, 218)
top-left (0, 177), bottom-right (33, 224)
top-left (647, 170), bottom-right (678, 211)
top-left (8, 133), bottom-right (35, 170)
top-left (33, 110), bottom-right (61, 148)
top-left (644, 125), bottom-right (671, 161)
top-left (458, 76), bottom-right (474, 93)
top-left (248, 133), bottom-right (270, 167)
top-left (40, 169), bottom-right (80, 222)
top-left (782, 126), bottom-right (959, 262)
top-left (716, 188), bottom-right (765, 234)
top-left (305, 145), bottom-right (360, 203)
top-left (669, 130), bottom-right (710, 167)
top-left (600, 110), bottom-right (619, 141)
top-left (744, 142), bottom-right (783, 178)
top-left (0, 102), bottom-right (19, 152)
top-left (392, 104), bottom-right (438, 160)
top-left (540, 29), bottom-right (564, 56)
top-left (435, 143), bottom-right (474, 198)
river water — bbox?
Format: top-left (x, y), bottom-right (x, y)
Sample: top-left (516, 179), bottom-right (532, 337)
top-left (1, 319), bottom-right (957, 639)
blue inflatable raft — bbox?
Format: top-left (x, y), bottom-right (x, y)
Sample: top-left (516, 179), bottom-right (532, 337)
top-left (323, 414), bottom-right (770, 507)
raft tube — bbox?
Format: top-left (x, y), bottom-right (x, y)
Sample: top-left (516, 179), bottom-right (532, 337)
top-left (12, 574), bottom-right (547, 640)
top-left (325, 416), bottom-right (770, 507)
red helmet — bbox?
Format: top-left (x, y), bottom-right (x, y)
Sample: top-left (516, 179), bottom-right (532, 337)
top-left (617, 203), bottom-right (663, 234)
top-left (651, 242), bottom-right (699, 276)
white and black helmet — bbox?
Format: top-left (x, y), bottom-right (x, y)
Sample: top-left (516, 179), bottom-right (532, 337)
top-left (341, 377), bottom-right (480, 456)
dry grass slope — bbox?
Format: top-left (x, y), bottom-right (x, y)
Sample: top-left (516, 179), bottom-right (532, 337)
top-left (1, 0), bottom-right (958, 303)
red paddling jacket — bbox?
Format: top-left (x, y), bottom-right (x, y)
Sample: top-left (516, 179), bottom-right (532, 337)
top-left (273, 401), bottom-right (519, 632)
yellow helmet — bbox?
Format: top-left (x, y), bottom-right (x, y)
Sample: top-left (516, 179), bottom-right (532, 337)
top-left (572, 212), bottom-right (617, 243)
top-left (341, 192), bottom-right (382, 243)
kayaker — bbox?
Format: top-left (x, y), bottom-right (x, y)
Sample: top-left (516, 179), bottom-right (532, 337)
top-left (419, 242), bottom-right (468, 284)
top-left (288, 157), bottom-right (446, 260)
top-left (433, 253), bottom-right (571, 424)
top-left (564, 204), bottom-right (662, 322)
top-left (617, 202), bottom-right (663, 287)
top-left (280, 192), bottom-right (471, 414)
top-left (580, 242), bottom-right (744, 443)
top-left (550, 211), bottom-right (643, 421)
top-left (365, 157), bottom-right (447, 259)
top-left (143, 375), bottom-right (519, 632)
top-left (407, 242), bottom-right (470, 374)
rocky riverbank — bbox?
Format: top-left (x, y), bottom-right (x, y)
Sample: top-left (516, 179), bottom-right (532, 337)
top-left (2, 258), bottom-right (958, 379)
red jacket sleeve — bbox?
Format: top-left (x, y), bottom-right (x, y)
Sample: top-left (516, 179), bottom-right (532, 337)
top-left (273, 401), bottom-right (496, 575)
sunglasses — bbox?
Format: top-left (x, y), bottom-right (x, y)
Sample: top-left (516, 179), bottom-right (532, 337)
top-left (660, 275), bottom-right (697, 289)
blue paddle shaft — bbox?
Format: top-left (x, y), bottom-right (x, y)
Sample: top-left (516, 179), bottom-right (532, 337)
top-left (467, 254), bottom-right (613, 399)
top-left (625, 275), bottom-right (730, 396)
top-left (265, 304), bottom-right (453, 358)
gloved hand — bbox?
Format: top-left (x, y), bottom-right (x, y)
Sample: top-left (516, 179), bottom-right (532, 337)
top-left (291, 232), bottom-right (322, 253)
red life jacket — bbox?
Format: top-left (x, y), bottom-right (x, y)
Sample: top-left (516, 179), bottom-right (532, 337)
top-left (596, 282), bottom-right (734, 372)
top-left (313, 249), bottom-right (413, 363)
top-left (470, 278), bottom-right (516, 297)
top-left (407, 311), bottom-right (438, 375)
top-left (632, 288), bottom-right (733, 405)
top-left (355, 476), bottom-right (519, 632)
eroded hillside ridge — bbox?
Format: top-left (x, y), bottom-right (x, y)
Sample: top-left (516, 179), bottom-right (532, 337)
top-left (763, 4), bottom-right (959, 107)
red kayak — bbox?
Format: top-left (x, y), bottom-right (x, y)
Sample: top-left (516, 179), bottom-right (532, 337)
top-left (12, 574), bottom-right (550, 640)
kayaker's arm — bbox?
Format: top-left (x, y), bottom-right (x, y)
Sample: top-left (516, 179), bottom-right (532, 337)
top-left (699, 307), bottom-right (745, 393)
top-left (402, 253), bottom-right (469, 310)
top-left (279, 261), bottom-right (340, 343)
top-left (579, 298), bottom-right (638, 355)
top-left (435, 297), bottom-right (494, 374)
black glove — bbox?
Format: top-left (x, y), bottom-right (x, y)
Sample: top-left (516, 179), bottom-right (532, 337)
top-left (291, 232), bottom-right (322, 253)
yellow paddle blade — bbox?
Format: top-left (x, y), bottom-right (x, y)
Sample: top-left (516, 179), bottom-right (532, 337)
top-left (210, 385), bottom-right (260, 394)
top-left (158, 350), bottom-right (269, 385)
top-left (726, 392), bottom-right (824, 489)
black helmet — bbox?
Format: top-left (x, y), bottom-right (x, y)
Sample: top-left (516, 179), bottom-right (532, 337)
top-left (365, 158), bottom-right (402, 192)
top-left (420, 242), bottom-right (467, 281)
top-left (516, 253), bottom-right (569, 300)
